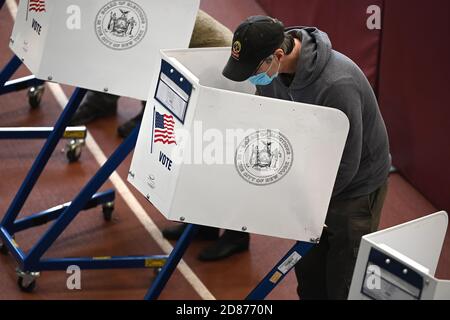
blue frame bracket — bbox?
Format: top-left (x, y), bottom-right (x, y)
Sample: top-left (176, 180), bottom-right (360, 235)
top-left (145, 224), bottom-right (200, 300)
top-left (246, 241), bottom-right (315, 300)
top-left (0, 86), bottom-right (167, 283)
top-left (0, 56), bottom-right (44, 95)
top-left (143, 226), bottom-right (316, 300)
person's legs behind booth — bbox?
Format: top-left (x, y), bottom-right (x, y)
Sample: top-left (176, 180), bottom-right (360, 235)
top-left (69, 91), bottom-right (119, 126)
top-left (294, 181), bottom-right (388, 300)
top-left (162, 224), bottom-right (249, 261)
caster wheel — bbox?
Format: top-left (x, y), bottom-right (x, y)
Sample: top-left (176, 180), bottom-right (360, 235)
top-left (66, 140), bottom-right (83, 162)
top-left (28, 85), bottom-right (45, 109)
top-left (102, 202), bottom-right (114, 221)
top-left (17, 276), bottom-right (36, 293)
top-left (0, 242), bottom-right (8, 255)
top-left (16, 269), bottom-right (39, 293)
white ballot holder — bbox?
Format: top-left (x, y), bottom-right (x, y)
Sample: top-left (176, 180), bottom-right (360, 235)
top-left (349, 211), bottom-right (450, 300)
top-left (9, 0), bottom-right (200, 99)
top-left (129, 47), bottom-right (350, 242)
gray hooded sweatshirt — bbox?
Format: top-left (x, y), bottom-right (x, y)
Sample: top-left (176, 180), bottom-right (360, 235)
top-left (257, 27), bottom-right (390, 200)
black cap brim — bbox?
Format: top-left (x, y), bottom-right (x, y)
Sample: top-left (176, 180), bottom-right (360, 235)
top-left (222, 56), bottom-right (260, 82)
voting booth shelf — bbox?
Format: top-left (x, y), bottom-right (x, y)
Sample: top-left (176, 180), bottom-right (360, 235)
top-left (0, 0), bottom-right (200, 295)
top-left (349, 211), bottom-right (450, 300)
top-left (128, 47), bottom-right (349, 299)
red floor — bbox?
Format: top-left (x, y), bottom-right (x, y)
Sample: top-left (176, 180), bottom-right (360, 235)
top-left (0, 1), bottom-right (448, 300)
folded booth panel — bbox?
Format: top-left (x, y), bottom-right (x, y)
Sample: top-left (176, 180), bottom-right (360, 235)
top-left (164, 48), bottom-right (254, 94)
top-left (349, 212), bottom-right (449, 300)
top-left (10, 0), bottom-right (200, 100)
top-left (10, 0), bottom-right (51, 73)
top-left (129, 48), bottom-right (350, 242)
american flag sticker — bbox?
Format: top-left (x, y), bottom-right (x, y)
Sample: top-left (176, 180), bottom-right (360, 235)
top-left (151, 109), bottom-right (176, 152)
top-left (28, 0), bottom-right (46, 12)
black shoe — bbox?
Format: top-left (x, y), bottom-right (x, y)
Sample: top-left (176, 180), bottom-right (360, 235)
top-left (198, 230), bottom-right (249, 261)
top-left (162, 224), bottom-right (220, 241)
top-left (69, 91), bottom-right (118, 126)
top-left (117, 110), bottom-right (144, 138)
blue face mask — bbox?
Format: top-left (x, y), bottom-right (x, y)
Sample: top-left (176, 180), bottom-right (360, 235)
top-left (248, 57), bottom-right (280, 86)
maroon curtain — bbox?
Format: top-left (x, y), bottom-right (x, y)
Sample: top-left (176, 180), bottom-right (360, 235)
top-left (200, 0), bottom-right (266, 31)
top-left (256, 0), bottom-right (383, 90)
top-left (378, 0), bottom-right (450, 211)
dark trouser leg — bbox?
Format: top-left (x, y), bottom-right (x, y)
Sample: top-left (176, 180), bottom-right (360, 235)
top-left (294, 230), bottom-right (329, 300)
top-left (117, 101), bottom-right (146, 138)
top-left (84, 90), bottom-right (120, 105)
top-left (162, 223), bottom-right (220, 241)
top-left (295, 182), bottom-right (388, 300)
top-left (69, 90), bottom-right (119, 125)
top-left (197, 229), bottom-right (249, 261)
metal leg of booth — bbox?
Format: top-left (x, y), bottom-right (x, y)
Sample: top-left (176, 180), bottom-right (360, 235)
top-left (0, 55), bottom-right (45, 103)
top-left (246, 241), bottom-right (315, 300)
top-left (144, 224), bottom-right (200, 300)
top-left (0, 89), bottom-right (167, 293)
top-left (1, 88), bottom-right (88, 230)
top-left (143, 231), bottom-right (315, 300)
top-left (0, 126), bottom-right (88, 163)
top-left (0, 55), bottom-right (87, 162)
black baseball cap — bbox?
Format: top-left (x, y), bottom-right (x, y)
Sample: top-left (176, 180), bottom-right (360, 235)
top-left (222, 16), bottom-right (285, 82)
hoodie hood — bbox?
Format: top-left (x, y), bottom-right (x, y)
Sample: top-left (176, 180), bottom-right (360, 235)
top-left (285, 27), bottom-right (332, 89)
top-left (255, 26), bottom-right (391, 201)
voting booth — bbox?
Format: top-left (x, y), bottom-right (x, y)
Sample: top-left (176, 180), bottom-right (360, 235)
top-left (1, 1), bottom-right (202, 294)
top-left (129, 47), bottom-right (350, 242)
top-left (349, 211), bottom-right (450, 300)
top-left (9, 0), bottom-right (200, 99)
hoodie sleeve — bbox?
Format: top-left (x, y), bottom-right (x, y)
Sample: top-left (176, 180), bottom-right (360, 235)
top-left (321, 79), bottom-right (363, 197)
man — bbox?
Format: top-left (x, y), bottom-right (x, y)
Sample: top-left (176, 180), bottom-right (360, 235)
top-left (222, 16), bottom-right (390, 300)
top-left (69, 10), bottom-right (235, 138)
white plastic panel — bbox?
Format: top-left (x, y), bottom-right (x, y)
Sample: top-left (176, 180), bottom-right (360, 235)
top-left (10, 0), bottom-right (200, 99)
top-left (129, 48), bottom-right (350, 242)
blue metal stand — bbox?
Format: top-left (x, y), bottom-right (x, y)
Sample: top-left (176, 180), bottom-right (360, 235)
top-left (144, 228), bottom-right (315, 300)
top-left (0, 55), bottom-right (88, 162)
top-left (0, 89), bottom-right (168, 292)
top-left (145, 224), bottom-right (200, 300)
top-left (0, 55), bottom-right (44, 99)
top-left (246, 241), bottom-right (315, 300)
top-left (0, 126), bottom-right (86, 139)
